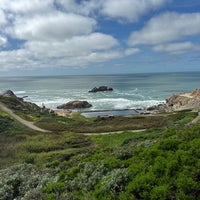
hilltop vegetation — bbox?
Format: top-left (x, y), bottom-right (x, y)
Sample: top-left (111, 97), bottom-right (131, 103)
top-left (0, 96), bottom-right (200, 200)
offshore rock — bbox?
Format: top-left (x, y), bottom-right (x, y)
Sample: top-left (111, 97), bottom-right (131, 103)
top-left (57, 100), bottom-right (92, 109)
top-left (89, 86), bottom-right (113, 93)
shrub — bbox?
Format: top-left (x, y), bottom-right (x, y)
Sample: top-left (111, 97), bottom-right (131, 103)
top-left (127, 172), bottom-right (156, 199)
top-left (158, 139), bottom-right (181, 151)
top-left (67, 162), bottom-right (108, 191)
top-left (0, 164), bottom-right (55, 200)
top-left (101, 168), bottom-right (130, 194)
top-left (150, 185), bottom-right (169, 200)
top-left (115, 148), bottom-right (132, 160)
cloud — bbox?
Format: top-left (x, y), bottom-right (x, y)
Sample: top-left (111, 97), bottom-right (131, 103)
top-left (0, 0), bottom-right (162, 72)
top-left (0, 36), bottom-right (7, 45)
top-left (0, 32), bottom-right (137, 70)
top-left (7, 12), bottom-right (97, 41)
top-left (128, 12), bottom-right (200, 45)
top-left (0, 32), bottom-right (122, 70)
top-left (153, 42), bottom-right (200, 54)
top-left (101, 0), bottom-right (168, 22)
top-left (24, 32), bottom-right (119, 57)
top-left (55, 0), bottom-right (101, 16)
top-left (124, 48), bottom-right (140, 56)
top-left (0, 9), bottom-right (6, 25)
top-left (0, 0), bottom-right (54, 14)
top-left (55, 0), bottom-right (169, 22)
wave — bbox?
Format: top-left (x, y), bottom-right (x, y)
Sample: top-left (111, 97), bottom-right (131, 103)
top-left (15, 91), bottom-right (26, 95)
top-left (27, 96), bottom-right (164, 110)
top-left (18, 88), bottom-right (165, 110)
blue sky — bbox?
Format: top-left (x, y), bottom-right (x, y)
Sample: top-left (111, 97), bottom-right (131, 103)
top-left (0, 0), bottom-right (200, 76)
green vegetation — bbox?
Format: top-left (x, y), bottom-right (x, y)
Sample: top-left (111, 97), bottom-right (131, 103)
top-left (0, 97), bottom-right (200, 199)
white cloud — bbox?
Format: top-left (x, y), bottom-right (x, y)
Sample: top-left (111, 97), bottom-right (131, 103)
top-left (0, 36), bottom-right (7, 45)
top-left (24, 32), bottom-right (119, 57)
top-left (101, 0), bottom-right (168, 22)
top-left (153, 42), bottom-right (200, 54)
top-left (128, 12), bottom-right (200, 46)
top-left (0, 32), bottom-right (122, 70)
top-left (0, 0), bottom-right (54, 14)
top-left (7, 12), bottom-right (96, 41)
top-left (0, 9), bottom-right (6, 25)
top-left (124, 48), bottom-right (140, 56)
top-left (55, 0), bottom-right (169, 22)
top-left (0, 0), bottom-right (146, 72)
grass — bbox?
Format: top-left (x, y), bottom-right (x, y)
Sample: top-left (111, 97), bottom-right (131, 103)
top-left (1, 96), bottom-right (200, 199)
top-left (36, 114), bottom-right (175, 133)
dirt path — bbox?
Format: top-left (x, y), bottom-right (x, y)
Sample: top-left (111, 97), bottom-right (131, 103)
top-left (84, 129), bottom-right (147, 136)
top-left (0, 102), bottom-right (50, 133)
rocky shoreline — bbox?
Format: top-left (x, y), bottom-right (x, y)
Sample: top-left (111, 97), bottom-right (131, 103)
top-left (146, 89), bottom-right (200, 113)
top-left (1, 89), bottom-right (200, 117)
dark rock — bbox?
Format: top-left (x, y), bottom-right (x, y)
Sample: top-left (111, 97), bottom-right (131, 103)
top-left (57, 100), bottom-right (92, 109)
top-left (0, 90), bottom-right (16, 97)
top-left (89, 86), bottom-right (113, 93)
top-left (147, 104), bottom-right (167, 112)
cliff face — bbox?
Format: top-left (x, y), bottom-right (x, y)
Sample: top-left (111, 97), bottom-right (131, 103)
top-left (166, 89), bottom-right (200, 111)
top-left (147, 89), bottom-right (200, 113)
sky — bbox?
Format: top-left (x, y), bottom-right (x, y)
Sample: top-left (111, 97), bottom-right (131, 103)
top-left (0, 0), bottom-right (200, 76)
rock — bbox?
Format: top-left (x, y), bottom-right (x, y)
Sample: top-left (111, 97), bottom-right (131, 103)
top-left (57, 100), bottom-right (92, 109)
top-left (89, 86), bottom-right (113, 93)
top-left (146, 89), bottom-right (200, 113)
top-left (165, 89), bottom-right (200, 111)
top-left (0, 90), bottom-right (16, 97)
top-left (146, 104), bottom-right (167, 112)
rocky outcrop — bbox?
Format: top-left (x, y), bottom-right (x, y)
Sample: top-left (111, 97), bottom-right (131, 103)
top-left (89, 86), bottom-right (113, 93)
top-left (146, 104), bottom-right (167, 113)
top-left (147, 89), bottom-right (200, 112)
top-left (0, 90), bottom-right (16, 97)
top-left (166, 89), bottom-right (200, 111)
top-left (57, 100), bottom-right (92, 109)
top-left (0, 91), bottom-right (54, 116)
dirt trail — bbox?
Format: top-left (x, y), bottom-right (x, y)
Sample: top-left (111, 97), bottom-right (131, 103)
top-left (0, 102), bottom-right (50, 133)
top-left (84, 129), bottom-right (147, 136)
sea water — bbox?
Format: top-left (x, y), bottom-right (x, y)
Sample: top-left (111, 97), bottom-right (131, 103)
top-left (0, 72), bottom-right (200, 111)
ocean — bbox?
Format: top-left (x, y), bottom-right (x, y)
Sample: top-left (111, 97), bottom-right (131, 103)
top-left (0, 72), bottom-right (200, 111)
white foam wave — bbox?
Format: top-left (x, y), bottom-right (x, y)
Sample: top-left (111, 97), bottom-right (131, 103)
top-left (22, 92), bottom-right (165, 110)
top-left (15, 91), bottom-right (26, 95)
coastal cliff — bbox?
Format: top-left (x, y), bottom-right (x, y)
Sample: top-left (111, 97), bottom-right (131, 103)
top-left (147, 89), bottom-right (200, 112)
top-left (166, 89), bottom-right (200, 111)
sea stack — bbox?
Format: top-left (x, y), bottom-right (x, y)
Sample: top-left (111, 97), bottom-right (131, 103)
top-left (89, 86), bottom-right (113, 93)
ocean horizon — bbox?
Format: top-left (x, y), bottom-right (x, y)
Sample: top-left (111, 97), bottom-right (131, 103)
top-left (1, 71), bottom-right (200, 111)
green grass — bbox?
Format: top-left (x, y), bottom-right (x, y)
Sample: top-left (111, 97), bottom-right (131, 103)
top-left (172, 110), bottom-right (198, 124)
top-left (1, 97), bottom-right (200, 199)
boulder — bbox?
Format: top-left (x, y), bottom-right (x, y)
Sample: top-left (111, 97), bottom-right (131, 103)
top-left (0, 90), bottom-right (16, 97)
top-left (57, 100), bottom-right (92, 109)
top-left (89, 86), bottom-right (113, 93)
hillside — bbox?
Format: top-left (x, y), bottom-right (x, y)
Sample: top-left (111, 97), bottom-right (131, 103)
top-left (0, 93), bottom-right (200, 200)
